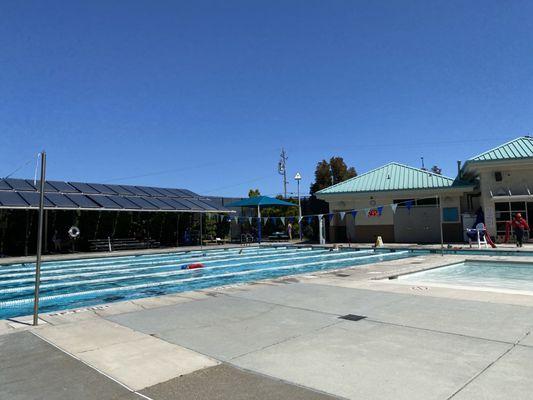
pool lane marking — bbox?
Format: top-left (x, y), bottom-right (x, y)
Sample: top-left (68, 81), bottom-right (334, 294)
top-left (0, 246), bottom-right (298, 274)
top-left (0, 251), bottom-right (409, 306)
top-left (0, 248), bottom-right (330, 282)
top-left (0, 247), bottom-right (317, 278)
top-left (0, 250), bottom-right (377, 293)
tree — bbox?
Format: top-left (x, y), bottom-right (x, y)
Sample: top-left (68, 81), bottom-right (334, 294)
top-left (248, 189), bottom-right (261, 198)
top-left (310, 157), bottom-right (357, 194)
top-left (430, 165), bottom-right (442, 175)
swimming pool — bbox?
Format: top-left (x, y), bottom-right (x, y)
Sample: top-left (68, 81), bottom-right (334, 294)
top-left (398, 260), bottom-right (533, 293)
top-left (0, 246), bottom-right (411, 319)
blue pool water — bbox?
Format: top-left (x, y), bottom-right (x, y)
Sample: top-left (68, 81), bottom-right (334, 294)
top-left (399, 260), bottom-right (533, 293)
top-left (0, 246), bottom-right (412, 319)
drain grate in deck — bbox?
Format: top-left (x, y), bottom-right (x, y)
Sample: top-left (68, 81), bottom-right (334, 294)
top-left (339, 314), bottom-right (367, 322)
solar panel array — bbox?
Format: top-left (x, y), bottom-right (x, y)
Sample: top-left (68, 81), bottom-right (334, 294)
top-left (0, 178), bottom-right (231, 213)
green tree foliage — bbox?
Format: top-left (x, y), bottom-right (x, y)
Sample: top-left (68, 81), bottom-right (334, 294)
top-left (248, 188), bottom-right (261, 197)
top-left (310, 157), bottom-right (357, 194)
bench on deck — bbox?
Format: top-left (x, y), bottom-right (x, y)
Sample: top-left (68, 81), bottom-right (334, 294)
top-left (88, 238), bottom-right (161, 252)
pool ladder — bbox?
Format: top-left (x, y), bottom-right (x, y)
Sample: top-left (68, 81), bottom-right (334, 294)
top-left (240, 233), bottom-right (254, 246)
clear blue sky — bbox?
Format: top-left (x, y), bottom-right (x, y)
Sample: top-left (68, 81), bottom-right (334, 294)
top-left (1, 0), bottom-right (532, 197)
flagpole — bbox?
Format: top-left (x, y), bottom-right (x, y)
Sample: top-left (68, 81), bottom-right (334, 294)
top-left (257, 205), bottom-right (262, 244)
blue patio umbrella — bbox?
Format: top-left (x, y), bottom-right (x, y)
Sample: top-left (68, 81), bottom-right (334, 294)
top-left (225, 196), bottom-right (297, 243)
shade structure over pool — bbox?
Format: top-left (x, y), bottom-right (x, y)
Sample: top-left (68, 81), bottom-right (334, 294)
top-left (226, 196), bottom-right (297, 243)
top-left (0, 178), bottom-right (233, 213)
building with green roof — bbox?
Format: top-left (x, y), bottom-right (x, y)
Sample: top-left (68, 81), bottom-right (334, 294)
top-left (316, 136), bottom-right (533, 244)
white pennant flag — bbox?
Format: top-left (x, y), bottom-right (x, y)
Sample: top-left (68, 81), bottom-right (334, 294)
top-left (339, 211), bottom-right (346, 221)
top-left (280, 217), bottom-right (285, 225)
top-left (248, 217), bottom-right (252, 224)
top-left (233, 216), bottom-right (239, 223)
top-left (298, 216), bottom-right (303, 223)
top-left (390, 203), bottom-right (398, 214)
top-left (318, 214), bottom-right (323, 220)
top-left (263, 217), bottom-right (268, 224)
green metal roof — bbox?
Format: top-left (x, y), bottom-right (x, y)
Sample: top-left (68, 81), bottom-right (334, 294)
top-left (317, 162), bottom-right (468, 195)
top-left (468, 136), bottom-right (533, 163)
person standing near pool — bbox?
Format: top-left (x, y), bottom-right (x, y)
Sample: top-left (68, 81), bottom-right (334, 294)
top-left (287, 222), bottom-right (293, 240)
top-left (512, 213), bottom-right (529, 247)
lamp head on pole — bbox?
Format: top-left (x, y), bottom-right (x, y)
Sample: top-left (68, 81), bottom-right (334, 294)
top-left (294, 172), bottom-right (302, 181)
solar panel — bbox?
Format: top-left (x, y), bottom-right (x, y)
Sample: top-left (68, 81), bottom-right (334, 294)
top-left (87, 195), bottom-right (122, 209)
top-left (160, 197), bottom-right (192, 210)
top-left (0, 180), bottom-right (12, 190)
top-left (18, 192), bottom-right (55, 207)
top-left (66, 194), bottom-right (100, 208)
top-left (187, 198), bottom-right (218, 210)
top-left (87, 184), bottom-right (117, 195)
top-left (125, 196), bottom-right (159, 210)
top-left (0, 191), bottom-right (28, 207)
top-left (107, 196), bottom-right (141, 209)
top-left (108, 185), bottom-right (135, 196)
top-left (119, 185), bottom-right (150, 196)
top-left (151, 188), bottom-right (176, 197)
top-left (46, 181), bottom-right (79, 193)
top-left (45, 193), bottom-right (78, 208)
top-left (166, 188), bottom-right (189, 198)
top-left (178, 189), bottom-right (199, 197)
top-left (143, 197), bottom-right (174, 210)
top-left (174, 198), bottom-right (203, 210)
top-left (68, 182), bottom-right (100, 194)
top-left (4, 178), bottom-right (35, 191)
top-left (135, 186), bottom-right (161, 197)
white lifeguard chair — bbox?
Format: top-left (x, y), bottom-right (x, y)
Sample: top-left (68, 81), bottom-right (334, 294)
top-left (472, 223), bottom-right (488, 248)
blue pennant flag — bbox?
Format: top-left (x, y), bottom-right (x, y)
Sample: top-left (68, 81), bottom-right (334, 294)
top-left (307, 216), bottom-right (313, 224)
top-left (288, 216), bottom-right (295, 223)
top-left (377, 206), bottom-right (384, 216)
top-left (328, 213), bottom-right (334, 222)
top-left (406, 200), bottom-right (414, 211)
top-left (351, 210), bottom-right (358, 219)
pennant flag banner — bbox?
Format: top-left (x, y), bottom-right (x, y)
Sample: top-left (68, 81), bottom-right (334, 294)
top-left (280, 217), bottom-right (285, 225)
top-left (391, 203), bottom-right (398, 214)
top-left (248, 217), bottom-right (253, 224)
top-left (263, 217), bottom-right (269, 224)
top-left (318, 214), bottom-right (323, 221)
top-left (233, 216), bottom-right (239, 223)
top-left (298, 216), bottom-right (303, 223)
top-left (307, 216), bottom-right (313, 225)
top-left (288, 216), bottom-right (295, 223)
top-left (377, 206), bottom-right (384, 216)
top-left (328, 213), bottom-right (334, 222)
top-left (339, 211), bottom-right (346, 221)
top-left (351, 210), bottom-right (358, 219)
top-left (406, 200), bottom-right (414, 211)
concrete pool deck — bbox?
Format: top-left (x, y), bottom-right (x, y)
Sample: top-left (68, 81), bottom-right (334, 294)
top-left (1, 252), bottom-right (533, 399)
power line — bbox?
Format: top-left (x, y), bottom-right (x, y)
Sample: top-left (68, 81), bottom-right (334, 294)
top-left (2, 156), bottom-right (37, 179)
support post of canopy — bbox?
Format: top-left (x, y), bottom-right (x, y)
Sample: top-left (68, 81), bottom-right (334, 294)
top-left (33, 151), bottom-right (46, 326)
top-left (438, 195), bottom-right (444, 256)
top-left (257, 205), bottom-right (262, 244)
top-left (200, 212), bottom-right (203, 250)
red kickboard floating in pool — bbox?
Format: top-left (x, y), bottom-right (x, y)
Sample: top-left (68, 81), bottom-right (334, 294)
top-left (180, 263), bottom-right (205, 270)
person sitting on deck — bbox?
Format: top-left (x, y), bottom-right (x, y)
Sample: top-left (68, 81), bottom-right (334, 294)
top-left (511, 213), bottom-right (529, 248)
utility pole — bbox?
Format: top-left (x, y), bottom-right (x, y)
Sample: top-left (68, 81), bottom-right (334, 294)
top-left (278, 148), bottom-right (288, 198)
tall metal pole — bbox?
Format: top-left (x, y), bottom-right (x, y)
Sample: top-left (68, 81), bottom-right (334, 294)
top-left (278, 148), bottom-right (288, 198)
top-left (33, 151), bottom-right (46, 326)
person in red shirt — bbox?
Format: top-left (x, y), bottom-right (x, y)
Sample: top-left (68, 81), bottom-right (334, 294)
top-left (511, 213), bottom-right (529, 247)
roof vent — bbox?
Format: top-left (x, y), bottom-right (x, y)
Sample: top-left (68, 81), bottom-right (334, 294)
top-left (339, 314), bottom-right (367, 322)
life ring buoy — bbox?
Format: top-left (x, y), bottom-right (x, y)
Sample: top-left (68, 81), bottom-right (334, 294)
top-left (68, 226), bottom-right (80, 239)
top-left (180, 263), bottom-right (204, 270)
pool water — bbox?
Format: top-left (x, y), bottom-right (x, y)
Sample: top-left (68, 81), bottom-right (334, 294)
top-left (0, 246), bottom-right (411, 319)
top-left (399, 260), bottom-right (533, 293)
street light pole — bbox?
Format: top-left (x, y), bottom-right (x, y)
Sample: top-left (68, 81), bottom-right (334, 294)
top-left (294, 172), bottom-right (302, 242)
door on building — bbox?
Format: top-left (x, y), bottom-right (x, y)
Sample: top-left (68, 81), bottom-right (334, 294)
top-left (527, 202), bottom-right (533, 242)
top-left (394, 206), bottom-right (440, 243)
